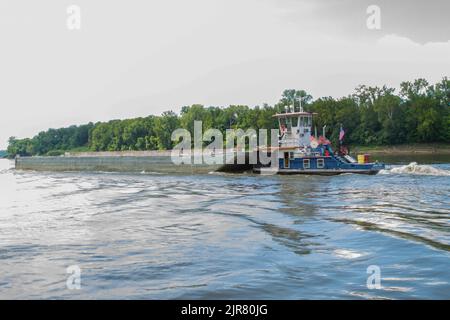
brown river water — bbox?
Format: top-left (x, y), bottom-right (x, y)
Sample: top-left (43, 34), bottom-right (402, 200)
top-left (0, 155), bottom-right (449, 299)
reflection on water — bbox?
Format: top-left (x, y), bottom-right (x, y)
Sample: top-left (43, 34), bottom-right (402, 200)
top-left (0, 158), bottom-right (449, 299)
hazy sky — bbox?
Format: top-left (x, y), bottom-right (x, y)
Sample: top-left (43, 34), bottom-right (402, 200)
top-left (0, 0), bottom-right (449, 148)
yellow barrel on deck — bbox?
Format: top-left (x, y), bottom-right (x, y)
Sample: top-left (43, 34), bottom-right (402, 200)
top-left (357, 154), bottom-right (370, 164)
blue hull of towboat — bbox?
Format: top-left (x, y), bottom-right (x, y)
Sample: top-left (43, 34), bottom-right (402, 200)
top-left (253, 154), bottom-right (385, 175)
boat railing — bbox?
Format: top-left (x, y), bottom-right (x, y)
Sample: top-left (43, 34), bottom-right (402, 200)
top-left (280, 137), bottom-right (299, 146)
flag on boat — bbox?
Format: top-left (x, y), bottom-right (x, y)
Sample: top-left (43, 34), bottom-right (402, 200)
top-left (339, 127), bottom-right (345, 141)
top-left (318, 136), bottom-right (331, 145)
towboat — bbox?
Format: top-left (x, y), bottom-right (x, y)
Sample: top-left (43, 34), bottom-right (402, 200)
top-left (253, 107), bottom-right (385, 175)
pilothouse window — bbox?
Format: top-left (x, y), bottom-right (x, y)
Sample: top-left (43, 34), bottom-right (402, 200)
top-left (304, 116), bottom-right (311, 127)
top-left (279, 118), bottom-right (287, 133)
top-left (300, 116), bottom-right (312, 127)
top-left (286, 117), bottom-right (292, 133)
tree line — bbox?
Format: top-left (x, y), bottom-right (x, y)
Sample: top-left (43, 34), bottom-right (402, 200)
top-left (7, 78), bottom-right (449, 157)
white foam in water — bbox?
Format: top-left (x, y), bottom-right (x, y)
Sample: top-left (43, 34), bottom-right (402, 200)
top-left (140, 170), bottom-right (162, 175)
top-left (334, 249), bottom-right (366, 259)
top-left (379, 162), bottom-right (450, 176)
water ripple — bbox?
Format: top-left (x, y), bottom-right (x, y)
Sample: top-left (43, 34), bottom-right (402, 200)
top-left (0, 159), bottom-right (449, 299)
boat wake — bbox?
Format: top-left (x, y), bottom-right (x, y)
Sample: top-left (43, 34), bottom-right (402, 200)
top-left (379, 162), bottom-right (450, 176)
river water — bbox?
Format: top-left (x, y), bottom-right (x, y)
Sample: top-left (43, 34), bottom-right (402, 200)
top-left (0, 156), bottom-right (449, 299)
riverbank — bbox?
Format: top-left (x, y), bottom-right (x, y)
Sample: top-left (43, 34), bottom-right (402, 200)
top-left (54, 143), bottom-right (450, 158)
top-left (352, 143), bottom-right (450, 155)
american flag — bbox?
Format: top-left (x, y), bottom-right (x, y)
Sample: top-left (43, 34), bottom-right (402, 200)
top-left (339, 127), bottom-right (345, 141)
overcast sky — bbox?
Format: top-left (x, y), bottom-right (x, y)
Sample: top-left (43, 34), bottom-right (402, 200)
top-left (0, 0), bottom-right (449, 148)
